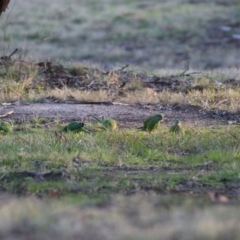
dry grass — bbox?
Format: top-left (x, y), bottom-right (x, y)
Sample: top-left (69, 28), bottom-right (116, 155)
top-left (1, 64), bottom-right (240, 112)
top-left (1, 1), bottom-right (240, 239)
top-left (188, 89), bottom-right (240, 112)
top-left (0, 194), bottom-right (239, 240)
top-left (1, 0), bottom-right (240, 69)
top-left (47, 88), bottom-right (111, 102)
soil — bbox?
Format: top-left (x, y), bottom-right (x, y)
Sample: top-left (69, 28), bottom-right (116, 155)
top-left (1, 102), bottom-right (238, 127)
top-left (1, 101), bottom-right (239, 198)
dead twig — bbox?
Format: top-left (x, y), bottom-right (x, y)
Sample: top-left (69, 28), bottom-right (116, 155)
top-left (0, 110), bottom-right (14, 118)
top-left (229, 132), bottom-right (240, 144)
top-left (9, 48), bottom-right (18, 58)
top-left (116, 64), bottom-right (129, 72)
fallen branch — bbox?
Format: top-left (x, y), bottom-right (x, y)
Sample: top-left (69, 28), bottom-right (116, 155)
top-left (0, 110), bottom-right (14, 118)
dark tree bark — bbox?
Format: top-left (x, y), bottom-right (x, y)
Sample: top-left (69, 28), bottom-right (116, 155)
top-left (0, 0), bottom-right (10, 15)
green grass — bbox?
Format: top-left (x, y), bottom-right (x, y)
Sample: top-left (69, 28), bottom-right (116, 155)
top-left (0, 88), bottom-right (240, 239)
top-left (2, 0), bottom-right (240, 238)
top-left (1, 121), bottom-right (240, 239)
top-left (1, 121), bottom-right (240, 195)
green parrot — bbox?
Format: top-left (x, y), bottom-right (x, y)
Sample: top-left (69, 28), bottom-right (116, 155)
top-left (140, 114), bottom-right (164, 133)
top-left (91, 115), bottom-right (117, 131)
top-left (0, 121), bottom-right (12, 134)
top-left (63, 121), bottom-right (85, 133)
top-left (170, 119), bottom-right (183, 134)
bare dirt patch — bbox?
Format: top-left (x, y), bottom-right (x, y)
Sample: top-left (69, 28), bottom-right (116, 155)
top-left (1, 102), bottom-right (238, 127)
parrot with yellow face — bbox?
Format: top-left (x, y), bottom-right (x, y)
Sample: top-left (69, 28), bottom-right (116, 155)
top-left (91, 115), bottom-right (117, 131)
top-left (170, 119), bottom-right (183, 134)
top-left (0, 121), bottom-right (12, 134)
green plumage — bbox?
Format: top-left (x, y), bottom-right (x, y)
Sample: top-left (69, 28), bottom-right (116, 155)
top-left (0, 121), bottom-right (12, 134)
top-left (140, 114), bottom-right (163, 133)
top-left (63, 122), bottom-right (85, 133)
top-left (91, 115), bottom-right (117, 131)
top-left (170, 119), bottom-right (183, 134)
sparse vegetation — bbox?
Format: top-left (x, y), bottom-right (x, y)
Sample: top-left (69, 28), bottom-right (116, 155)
top-left (1, 0), bottom-right (240, 239)
top-left (0, 119), bottom-right (240, 238)
top-left (3, 0), bottom-right (240, 69)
